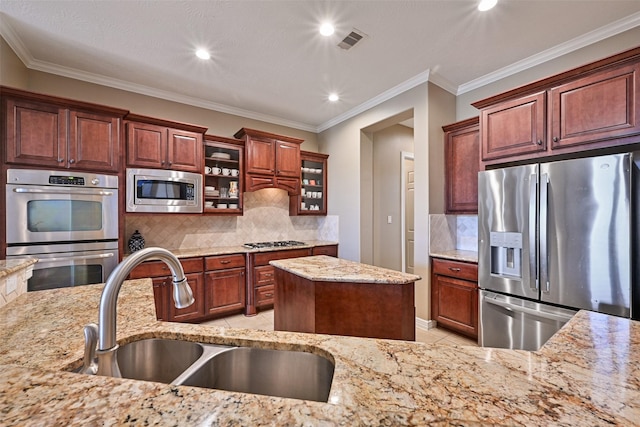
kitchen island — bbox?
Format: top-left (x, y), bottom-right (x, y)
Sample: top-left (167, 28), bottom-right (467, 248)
top-left (271, 255), bottom-right (420, 340)
top-left (1, 280), bottom-right (639, 425)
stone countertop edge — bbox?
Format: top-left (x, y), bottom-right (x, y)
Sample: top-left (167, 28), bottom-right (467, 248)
top-left (430, 249), bottom-right (478, 263)
top-left (1, 279), bottom-right (639, 425)
top-left (270, 255), bottom-right (421, 284)
top-left (125, 240), bottom-right (339, 259)
top-left (0, 257), bottom-right (38, 279)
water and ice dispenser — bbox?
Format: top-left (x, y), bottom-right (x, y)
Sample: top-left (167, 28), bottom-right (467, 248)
top-left (490, 232), bottom-right (523, 278)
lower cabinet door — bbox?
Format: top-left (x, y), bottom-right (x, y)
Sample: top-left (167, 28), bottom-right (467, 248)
top-left (432, 274), bottom-right (478, 339)
top-left (151, 277), bottom-right (169, 321)
top-left (204, 268), bottom-right (246, 316)
top-left (167, 272), bottom-right (205, 322)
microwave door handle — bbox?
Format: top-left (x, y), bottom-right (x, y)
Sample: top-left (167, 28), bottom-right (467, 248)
top-left (528, 173), bottom-right (538, 291)
top-left (40, 253), bottom-right (115, 263)
top-left (484, 295), bottom-right (574, 323)
top-left (539, 173), bottom-right (549, 293)
top-left (13, 188), bottom-right (115, 196)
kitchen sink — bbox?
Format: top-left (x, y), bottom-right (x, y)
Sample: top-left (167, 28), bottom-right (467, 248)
top-left (88, 339), bottom-right (334, 402)
top-left (177, 347), bottom-right (335, 402)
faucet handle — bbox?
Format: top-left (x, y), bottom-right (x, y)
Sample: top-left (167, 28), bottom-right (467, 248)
top-left (80, 323), bottom-right (99, 375)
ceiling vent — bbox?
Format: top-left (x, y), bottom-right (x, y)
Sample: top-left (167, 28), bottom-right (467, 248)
top-left (338, 28), bottom-right (366, 50)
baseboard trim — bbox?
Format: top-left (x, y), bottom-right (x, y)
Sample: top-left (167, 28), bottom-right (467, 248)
top-left (416, 317), bottom-right (436, 331)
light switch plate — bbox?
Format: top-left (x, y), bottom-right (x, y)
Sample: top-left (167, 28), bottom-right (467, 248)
top-left (387, 215), bottom-right (392, 224)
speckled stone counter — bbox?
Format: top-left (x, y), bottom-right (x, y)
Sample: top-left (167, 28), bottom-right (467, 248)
top-left (270, 255), bottom-right (421, 283)
top-left (430, 249), bottom-right (478, 263)
top-left (1, 281), bottom-right (639, 425)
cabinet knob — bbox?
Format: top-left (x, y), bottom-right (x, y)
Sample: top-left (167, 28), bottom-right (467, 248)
top-left (57, 158), bottom-right (64, 163)
top-left (536, 140), bottom-right (542, 145)
top-left (69, 158), bottom-right (75, 164)
top-left (553, 137), bottom-right (559, 142)
top-left (161, 160), bottom-right (165, 165)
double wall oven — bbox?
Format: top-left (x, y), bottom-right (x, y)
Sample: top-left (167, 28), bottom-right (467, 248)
top-left (6, 169), bottom-right (119, 291)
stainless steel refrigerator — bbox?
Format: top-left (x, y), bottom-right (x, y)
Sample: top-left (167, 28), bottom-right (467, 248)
top-left (478, 151), bottom-right (639, 350)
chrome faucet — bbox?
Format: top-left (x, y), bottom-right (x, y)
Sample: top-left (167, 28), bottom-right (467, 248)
top-left (82, 247), bottom-right (195, 377)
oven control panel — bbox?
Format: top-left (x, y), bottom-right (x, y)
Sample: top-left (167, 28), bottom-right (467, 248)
top-left (49, 175), bottom-right (86, 186)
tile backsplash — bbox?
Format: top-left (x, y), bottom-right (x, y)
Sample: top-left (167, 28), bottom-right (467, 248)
top-left (125, 189), bottom-right (338, 251)
top-left (429, 214), bottom-right (478, 253)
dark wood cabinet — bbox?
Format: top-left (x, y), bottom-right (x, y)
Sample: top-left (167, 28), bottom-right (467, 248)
top-left (311, 244), bottom-right (338, 257)
top-left (234, 128), bottom-right (303, 194)
top-left (245, 247), bottom-right (312, 315)
top-left (290, 151), bottom-right (329, 216)
top-left (473, 47), bottom-right (640, 167)
top-left (3, 88), bottom-right (125, 172)
top-left (167, 272), bottom-right (205, 322)
top-left (126, 114), bottom-right (205, 173)
top-left (203, 135), bottom-right (244, 215)
top-left (431, 258), bottom-right (478, 340)
top-left (443, 117), bottom-right (480, 214)
top-left (204, 254), bottom-right (246, 317)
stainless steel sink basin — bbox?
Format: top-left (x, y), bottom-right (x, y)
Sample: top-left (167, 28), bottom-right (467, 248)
top-left (116, 339), bottom-right (204, 383)
top-left (87, 339), bottom-right (334, 402)
top-left (178, 347), bottom-right (334, 402)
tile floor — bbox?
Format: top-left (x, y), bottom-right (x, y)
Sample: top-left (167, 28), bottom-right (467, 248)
top-left (202, 309), bottom-right (478, 347)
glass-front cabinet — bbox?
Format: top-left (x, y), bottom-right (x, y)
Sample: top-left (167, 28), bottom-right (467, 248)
top-left (203, 135), bottom-right (244, 214)
top-left (290, 151), bottom-right (328, 216)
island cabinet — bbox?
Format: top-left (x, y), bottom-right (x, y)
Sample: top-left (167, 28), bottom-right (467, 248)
top-left (443, 117), bottom-right (480, 214)
top-left (473, 47), bottom-right (640, 166)
top-left (125, 114), bottom-right (206, 173)
top-left (234, 128), bottom-right (303, 194)
top-left (245, 247), bottom-right (312, 316)
top-left (430, 258), bottom-right (478, 340)
top-left (128, 254), bottom-right (246, 322)
top-left (2, 86), bottom-right (126, 172)
top-left (290, 151), bottom-right (329, 215)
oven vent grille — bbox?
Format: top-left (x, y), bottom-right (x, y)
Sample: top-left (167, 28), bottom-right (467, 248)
top-left (338, 29), bottom-right (366, 50)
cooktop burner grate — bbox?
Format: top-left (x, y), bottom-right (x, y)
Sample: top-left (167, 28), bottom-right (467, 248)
top-left (243, 240), bottom-right (306, 249)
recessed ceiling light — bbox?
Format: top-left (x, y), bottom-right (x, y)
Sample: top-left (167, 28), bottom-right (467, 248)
top-left (319, 22), bottom-right (335, 37)
top-left (328, 93), bottom-right (339, 102)
top-left (478, 0), bottom-right (498, 11)
top-left (195, 49), bottom-right (211, 60)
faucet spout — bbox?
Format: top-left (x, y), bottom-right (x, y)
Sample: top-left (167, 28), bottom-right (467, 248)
top-left (94, 247), bottom-right (195, 377)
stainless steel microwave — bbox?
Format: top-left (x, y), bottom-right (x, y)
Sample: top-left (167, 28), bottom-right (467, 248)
top-left (126, 168), bottom-right (202, 213)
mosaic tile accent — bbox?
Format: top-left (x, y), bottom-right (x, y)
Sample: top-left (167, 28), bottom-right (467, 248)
top-left (125, 189), bottom-right (339, 251)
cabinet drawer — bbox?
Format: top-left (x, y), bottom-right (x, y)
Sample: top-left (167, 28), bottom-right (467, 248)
top-left (256, 285), bottom-right (275, 306)
top-left (312, 245), bottom-right (338, 257)
top-left (432, 258), bottom-right (478, 282)
top-left (253, 248), bottom-right (312, 266)
top-left (205, 254), bottom-right (245, 271)
top-left (254, 265), bottom-right (275, 286)
top-left (129, 257), bottom-right (203, 279)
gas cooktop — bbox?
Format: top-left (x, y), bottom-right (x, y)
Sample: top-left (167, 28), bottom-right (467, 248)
top-left (243, 240), bottom-right (306, 249)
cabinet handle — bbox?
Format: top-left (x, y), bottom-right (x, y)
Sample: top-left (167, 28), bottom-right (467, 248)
top-left (264, 273), bottom-right (273, 277)
top-left (536, 140), bottom-right (542, 145)
top-left (264, 293), bottom-right (273, 298)
top-left (220, 260), bottom-right (231, 264)
top-left (553, 137), bottom-right (559, 142)
top-left (448, 267), bottom-right (461, 272)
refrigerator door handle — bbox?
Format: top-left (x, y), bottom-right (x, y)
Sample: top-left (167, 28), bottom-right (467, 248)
top-left (484, 295), bottom-right (574, 323)
top-left (539, 173), bottom-right (550, 293)
top-left (528, 174), bottom-right (538, 290)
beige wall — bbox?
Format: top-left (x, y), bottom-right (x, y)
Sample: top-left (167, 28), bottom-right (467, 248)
top-left (428, 83), bottom-right (456, 215)
top-left (0, 37), bottom-right (28, 89)
top-left (371, 124), bottom-right (414, 271)
top-left (457, 27), bottom-right (640, 121)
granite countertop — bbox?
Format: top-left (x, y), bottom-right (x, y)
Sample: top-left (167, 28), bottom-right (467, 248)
top-left (430, 249), bottom-right (478, 263)
top-left (127, 240), bottom-right (339, 259)
top-left (271, 255), bottom-right (421, 284)
top-left (0, 257), bottom-right (38, 279)
top-left (1, 281), bottom-right (639, 425)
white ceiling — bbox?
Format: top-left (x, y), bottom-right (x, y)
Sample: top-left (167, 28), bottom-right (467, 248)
top-left (1, 1), bottom-right (640, 132)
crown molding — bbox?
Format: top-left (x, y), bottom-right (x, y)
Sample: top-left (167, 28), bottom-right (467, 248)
top-left (457, 11), bottom-right (640, 95)
top-left (317, 69), bottom-right (431, 132)
top-left (0, 14), bottom-right (34, 66)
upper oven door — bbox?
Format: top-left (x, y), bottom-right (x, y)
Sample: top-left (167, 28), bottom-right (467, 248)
top-left (6, 183), bottom-right (119, 245)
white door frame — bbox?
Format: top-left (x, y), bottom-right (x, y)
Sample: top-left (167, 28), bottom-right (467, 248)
top-left (400, 151), bottom-right (414, 273)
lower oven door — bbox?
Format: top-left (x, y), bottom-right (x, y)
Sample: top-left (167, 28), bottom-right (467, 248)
top-left (479, 290), bottom-right (577, 351)
top-left (6, 242), bottom-right (119, 292)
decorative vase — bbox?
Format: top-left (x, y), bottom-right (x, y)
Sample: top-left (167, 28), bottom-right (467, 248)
top-left (128, 230), bottom-right (145, 253)
top-left (229, 181), bottom-right (239, 198)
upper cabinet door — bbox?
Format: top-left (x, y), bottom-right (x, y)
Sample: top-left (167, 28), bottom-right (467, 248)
top-left (549, 62), bottom-right (640, 149)
top-left (444, 118), bottom-right (479, 214)
top-left (5, 98), bottom-right (67, 168)
top-left (246, 136), bottom-right (276, 175)
top-left (481, 91), bottom-right (546, 161)
top-left (68, 110), bottom-right (120, 172)
top-left (126, 121), bottom-right (167, 169)
top-left (167, 129), bottom-right (202, 173)
top-left (275, 140), bottom-right (301, 177)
